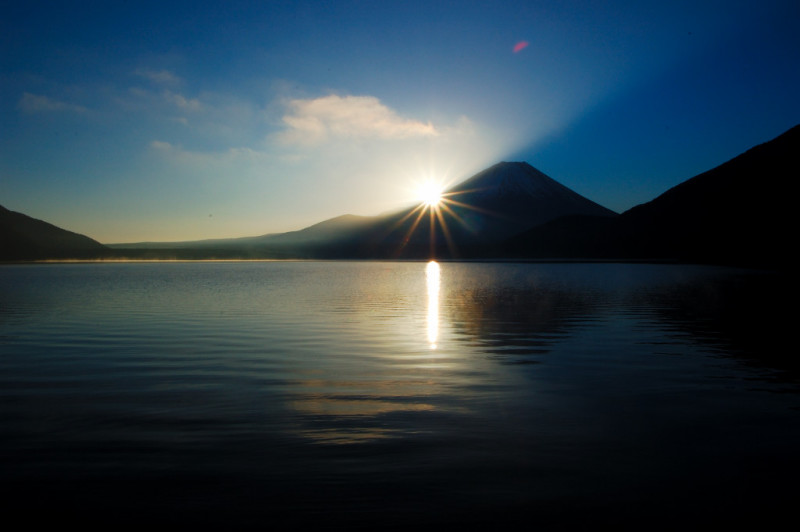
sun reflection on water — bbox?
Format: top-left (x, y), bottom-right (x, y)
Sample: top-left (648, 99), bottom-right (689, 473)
top-left (426, 261), bottom-right (440, 349)
top-left (281, 261), bottom-right (459, 444)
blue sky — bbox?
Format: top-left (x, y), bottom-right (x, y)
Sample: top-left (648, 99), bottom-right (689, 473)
top-left (2, 1), bottom-right (798, 243)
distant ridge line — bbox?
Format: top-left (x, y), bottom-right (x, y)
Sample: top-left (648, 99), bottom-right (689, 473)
top-left (3, 123), bottom-right (797, 268)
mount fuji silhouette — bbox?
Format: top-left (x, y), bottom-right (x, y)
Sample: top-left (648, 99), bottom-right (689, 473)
top-left (290, 161), bottom-right (616, 259)
top-left (106, 161), bottom-right (615, 260)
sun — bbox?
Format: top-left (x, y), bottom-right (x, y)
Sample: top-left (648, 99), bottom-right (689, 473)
top-left (418, 181), bottom-right (444, 207)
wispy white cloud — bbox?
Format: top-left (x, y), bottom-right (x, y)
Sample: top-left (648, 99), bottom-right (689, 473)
top-left (162, 90), bottom-right (202, 112)
top-left (149, 139), bottom-right (268, 167)
top-left (149, 140), bottom-right (174, 151)
top-left (122, 86), bottom-right (202, 115)
top-left (134, 68), bottom-right (182, 86)
top-left (277, 95), bottom-right (439, 145)
top-left (17, 92), bottom-right (87, 113)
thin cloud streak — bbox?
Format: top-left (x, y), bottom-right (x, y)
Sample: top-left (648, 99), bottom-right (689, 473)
top-left (162, 90), bottom-right (202, 112)
top-left (134, 68), bottom-right (182, 86)
top-left (17, 92), bottom-right (87, 114)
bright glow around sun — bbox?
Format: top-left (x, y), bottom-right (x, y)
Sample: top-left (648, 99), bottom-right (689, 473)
top-left (418, 181), bottom-right (444, 207)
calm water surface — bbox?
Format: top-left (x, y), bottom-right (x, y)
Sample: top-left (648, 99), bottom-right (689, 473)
top-left (1, 262), bottom-right (797, 529)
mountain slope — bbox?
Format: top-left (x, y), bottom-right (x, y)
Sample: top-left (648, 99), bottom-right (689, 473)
top-left (107, 215), bottom-right (380, 259)
top-left (1, 205), bottom-right (108, 260)
top-left (259, 214), bottom-right (378, 245)
top-left (611, 123), bottom-right (797, 265)
top-left (109, 215), bottom-right (377, 249)
top-left (505, 124), bottom-right (799, 268)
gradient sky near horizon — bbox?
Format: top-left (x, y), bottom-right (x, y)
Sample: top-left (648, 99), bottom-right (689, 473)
top-left (2, 1), bottom-right (799, 243)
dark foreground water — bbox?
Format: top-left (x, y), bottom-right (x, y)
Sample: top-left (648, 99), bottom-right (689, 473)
top-left (1, 261), bottom-right (797, 529)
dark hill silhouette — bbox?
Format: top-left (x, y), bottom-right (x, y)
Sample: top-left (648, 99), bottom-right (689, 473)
top-left (505, 124), bottom-right (799, 268)
top-left (1, 204), bottom-right (108, 260)
top-left (106, 214), bottom-right (380, 259)
top-left (106, 215), bottom-right (376, 250)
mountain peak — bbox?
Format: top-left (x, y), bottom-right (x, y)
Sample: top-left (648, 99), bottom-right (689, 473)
top-left (447, 160), bottom-right (616, 220)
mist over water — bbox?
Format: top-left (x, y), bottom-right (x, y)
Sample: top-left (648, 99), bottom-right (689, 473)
top-left (0, 262), bottom-right (796, 528)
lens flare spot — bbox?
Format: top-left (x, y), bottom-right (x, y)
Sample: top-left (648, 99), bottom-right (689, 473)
top-left (513, 41), bottom-right (529, 53)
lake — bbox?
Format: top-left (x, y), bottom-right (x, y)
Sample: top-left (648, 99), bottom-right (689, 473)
top-left (0, 261), bottom-right (797, 529)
